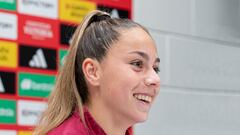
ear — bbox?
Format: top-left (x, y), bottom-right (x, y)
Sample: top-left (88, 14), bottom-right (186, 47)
top-left (82, 58), bottom-right (101, 86)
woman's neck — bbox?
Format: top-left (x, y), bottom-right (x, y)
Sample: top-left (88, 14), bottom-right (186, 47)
top-left (86, 102), bottom-right (131, 135)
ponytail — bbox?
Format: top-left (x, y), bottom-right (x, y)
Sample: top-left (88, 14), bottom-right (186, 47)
top-left (33, 10), bottom-right (110, 135)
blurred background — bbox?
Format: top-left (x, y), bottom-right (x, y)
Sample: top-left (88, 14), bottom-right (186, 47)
top-left (0, 0), bottom-right (240, 135)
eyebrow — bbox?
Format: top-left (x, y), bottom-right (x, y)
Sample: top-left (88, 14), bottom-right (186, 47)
top-left (129, 51), bottom-right (160, 63)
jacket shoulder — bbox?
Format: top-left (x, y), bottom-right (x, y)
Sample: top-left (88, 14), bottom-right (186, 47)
top-left (47, 113), bottom-right (88, 135)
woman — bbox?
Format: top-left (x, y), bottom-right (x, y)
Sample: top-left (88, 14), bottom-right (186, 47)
top-left (34, 10), bottom-right (160, 135)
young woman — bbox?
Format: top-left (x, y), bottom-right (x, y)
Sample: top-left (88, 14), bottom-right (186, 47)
top-left (33, 10), bottom-right (160, 135)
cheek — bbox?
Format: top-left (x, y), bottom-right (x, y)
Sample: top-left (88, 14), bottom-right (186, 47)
top-left (101, 65), bottom-right (139, 97)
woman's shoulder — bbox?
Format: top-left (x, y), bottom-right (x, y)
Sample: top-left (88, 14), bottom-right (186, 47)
top-left (47, 112), bottom-right (88, 135)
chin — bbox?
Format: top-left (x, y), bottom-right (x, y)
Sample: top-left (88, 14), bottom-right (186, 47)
top-left (132, 112), bottom-right (149, 124)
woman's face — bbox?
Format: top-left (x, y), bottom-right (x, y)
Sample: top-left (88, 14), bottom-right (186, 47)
top-left (98, 27), bottom-right (160, 124)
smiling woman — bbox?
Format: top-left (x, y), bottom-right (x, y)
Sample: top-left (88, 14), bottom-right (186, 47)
top-left (33, 10), bottom-right (160, 135)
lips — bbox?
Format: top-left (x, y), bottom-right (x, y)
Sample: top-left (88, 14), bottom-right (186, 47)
top-left (133, 94), bottom-right (152, 103)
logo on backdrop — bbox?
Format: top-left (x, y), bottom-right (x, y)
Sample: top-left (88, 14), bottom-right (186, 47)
top-left (29, 49), bottom-right (47, 69)
top-left (0, 0), bottom-right (16, 11)
top-left (19, 45), bottom-right (56, 70)
top-left (0, 99), bottom-right (16, 124)
top-left (110, 9), bottom-right (120, 18)
top-left (18, 130), bottom-right (32, 135)
top-left (0, 12), bottom-right (17, 40)
top-left (0, 71), bottom-right (16, 95)
top-left (0, 77), bottom-right (5, 93)
top-left (97, 6), bottom-right (129, 19)
top-left (60, 23), bottom-right (76, 46)
top-left (0, 130), bottom-right (17, 135)
top-left (18, 72), bottom-right (55, 98)
top-left (18, 0), bottom-right (58, 19)
top-left (18, 14), bottom-right (59, 47)
top-left (0, 41), bottom-right (17, 68)
top-left (18, 100), bottom-right (47, 126)
top-left (60, 0), bottom-right (96, 23)
top-left (21, 78), bottom-right (53, 91)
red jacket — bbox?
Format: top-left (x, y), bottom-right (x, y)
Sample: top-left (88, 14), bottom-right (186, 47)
top-left (48, 108), bottom-right (133, 135)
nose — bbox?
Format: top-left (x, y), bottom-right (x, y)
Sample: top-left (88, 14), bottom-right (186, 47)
top-left (144, 69), bottom-right (160, 88)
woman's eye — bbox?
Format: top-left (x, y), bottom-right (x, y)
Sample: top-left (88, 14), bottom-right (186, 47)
top-left (130, 61), bottom-right (143, 68)
top-left (153, 67), bottom-right (160, 73)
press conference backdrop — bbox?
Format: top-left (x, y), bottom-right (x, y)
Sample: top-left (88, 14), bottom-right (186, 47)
top-left (0, 0), bottom-right (131, 134)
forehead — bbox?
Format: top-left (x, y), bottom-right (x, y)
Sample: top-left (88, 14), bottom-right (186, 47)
top-left (109, 27), bottom-right (158, 57)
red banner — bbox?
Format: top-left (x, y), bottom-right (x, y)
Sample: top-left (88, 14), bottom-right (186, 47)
top-left (18, 15), bottom-right (59, 48)
top-left (96, 0), bottom-right (131, 10)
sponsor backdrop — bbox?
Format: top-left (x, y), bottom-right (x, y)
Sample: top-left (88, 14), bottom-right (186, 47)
top-left (0, 0), bottom-right (132, 134)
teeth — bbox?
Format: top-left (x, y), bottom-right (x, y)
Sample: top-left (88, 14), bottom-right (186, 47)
top-left (134, 94), bottom-right (152, 103)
